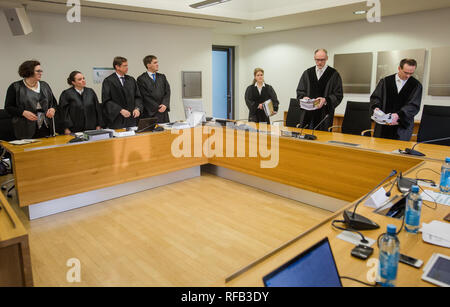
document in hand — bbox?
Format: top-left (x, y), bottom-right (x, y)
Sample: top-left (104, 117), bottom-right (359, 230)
top-left (300, 98), bottom-right (319, 111)
top-left (371, 109), bottom-right (393, 125)
top-left (262, 99), bottom-right (276, 117)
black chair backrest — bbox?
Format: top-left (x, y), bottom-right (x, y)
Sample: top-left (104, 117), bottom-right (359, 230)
top-left (0, 109), bottom-right (15, 141)
top-left (286, 98), bottom-right (302, 128)
top-left (417, 105), bottom-right (450, 146)
top-left (341, 101), bottom-right (372, 136)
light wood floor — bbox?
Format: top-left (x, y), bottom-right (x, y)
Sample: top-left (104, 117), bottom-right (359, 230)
top-left (9, 172), bottom-right (331, 287)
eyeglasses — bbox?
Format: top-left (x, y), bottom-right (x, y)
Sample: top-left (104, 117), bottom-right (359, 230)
top-left (314, 58), bottom-right (327, 62)
top-left (35, 70), bottom-right (43, 73)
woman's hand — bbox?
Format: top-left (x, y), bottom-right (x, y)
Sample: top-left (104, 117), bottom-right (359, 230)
top-left (46, 108), bottom-right (56, 118)
top-left (23, 110), bottom-right (37, 121)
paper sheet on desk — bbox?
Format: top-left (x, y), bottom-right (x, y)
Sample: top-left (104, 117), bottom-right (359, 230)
top-left (421, 190), bottom-right (450, 206)
top-left (420, 221), bottom-right (450, 248)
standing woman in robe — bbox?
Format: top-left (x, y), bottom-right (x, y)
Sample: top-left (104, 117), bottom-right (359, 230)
top-left (245, 68), bottom-right (279, 124)
top-left (5, 60), bottom-right (57, 139)
top-left (59, 71), bottom-right (103, 134)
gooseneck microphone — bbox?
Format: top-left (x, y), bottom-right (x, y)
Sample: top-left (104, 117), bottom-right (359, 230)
top-left (301, 114), bottom-right (329, 140)
top-left (401, 136), bottom-right (450, 157)
top-left (342, 170), bottom-right (398, 230)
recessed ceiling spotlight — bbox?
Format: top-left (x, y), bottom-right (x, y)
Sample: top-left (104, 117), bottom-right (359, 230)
top-left (255, 26), bottom-right (264, 30)
top-left (353, 10), bottom-right (367, 15)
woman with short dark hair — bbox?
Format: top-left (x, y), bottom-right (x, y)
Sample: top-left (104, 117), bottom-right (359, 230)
top-left (59, 71), bottom-right (103, 134)
top-left (5, 60), bottom-right (57, 139)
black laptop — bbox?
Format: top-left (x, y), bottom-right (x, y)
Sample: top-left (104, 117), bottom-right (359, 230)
top-left (263, 237), bottom-right (342, 287)
top-left (137, 117), bottom-right (158, 133)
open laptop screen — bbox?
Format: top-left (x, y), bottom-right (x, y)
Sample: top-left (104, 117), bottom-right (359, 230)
top-left (263, 238), bottom-right (342, 287)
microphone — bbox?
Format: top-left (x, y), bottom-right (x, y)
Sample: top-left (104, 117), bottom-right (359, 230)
top-left (301, 114), bottom-right (329, 140)
top-left (385, 175), bottom-right (399, 197)
top-left (401, 136), bottom-right (450, 157)
top-left (343, 170), bottom-right (397, 230)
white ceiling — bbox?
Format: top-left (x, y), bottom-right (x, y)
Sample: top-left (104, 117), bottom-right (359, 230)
top-left (1, 0), bottom-right (450, 35)
top-left (88, 0), bottom-right (366, 20)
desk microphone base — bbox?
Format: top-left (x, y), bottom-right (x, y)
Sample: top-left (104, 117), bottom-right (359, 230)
top-left (343, 210), bottom-right (380, 230)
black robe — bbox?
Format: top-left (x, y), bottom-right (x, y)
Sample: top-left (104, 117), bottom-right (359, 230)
top-left (59, 87), bottom-right (103, 133)
top-left (244, 84), bottom-right (279, 124)
top-left (101, 73), bottom-right (143, 129)
top-left (5, 80), bottom-right (57, 139)
top-left (296, 66), bottom-right (343, 131)
top-left (370, 74), bottom-right (422, 141)
top-left (136, 72), bottom-right (171, 123)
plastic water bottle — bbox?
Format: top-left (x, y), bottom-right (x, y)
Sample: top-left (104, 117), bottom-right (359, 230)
top-left (440, 157), bottom-right (450, 194)
top-left (378, 224), bottom-right (400, 287)
top-left (404, 185), bottom-right (422, 234)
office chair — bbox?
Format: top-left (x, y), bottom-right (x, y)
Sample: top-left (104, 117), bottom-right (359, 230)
top-left (285, 98), bottom-right (302, 128)
top-left (0, 109), bottom-right (16, 197)
top-left (417, 105), bottom-right (450, 146)
top-left (328, 101), bottom-right (373, 136)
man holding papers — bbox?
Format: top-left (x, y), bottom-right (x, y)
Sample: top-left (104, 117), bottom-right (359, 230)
top-left (245, 68), bottom-right (279, 124)
top-left (296, 49), bottom-right (343, 131)
top-left (370, 58), bottom-right (422, 141)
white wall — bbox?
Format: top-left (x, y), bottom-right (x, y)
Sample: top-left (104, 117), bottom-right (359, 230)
top-left (0, 11), bottom-right (213, 121)
top-left (240, 8), bottom-right (450, 123)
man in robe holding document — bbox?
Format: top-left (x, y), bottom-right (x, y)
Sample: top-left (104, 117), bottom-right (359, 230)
top-left (370, 58), bottom-right (422, 141)
top-left (296, 49), bottom-right (343, 131)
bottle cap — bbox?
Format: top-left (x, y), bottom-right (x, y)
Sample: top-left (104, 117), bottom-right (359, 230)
top-left (411, 185), bottom-right (419, 193)
top-left (387, 224), bottom-right (397, 234)
top-left (446, 157), bottom-right (450, 163)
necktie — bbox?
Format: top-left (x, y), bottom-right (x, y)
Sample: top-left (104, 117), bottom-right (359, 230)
top-left (152, 73), bottom-right (156, 81)
top-left (317, 69), bottom-right (323, 80)
top-left (120, 76), bottom-right (125, 86)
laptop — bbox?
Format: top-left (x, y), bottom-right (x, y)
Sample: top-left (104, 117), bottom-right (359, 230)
top-left (137, 117), bottom-right (158, 133)
top-left (263, 237), bottom-right (342, 287)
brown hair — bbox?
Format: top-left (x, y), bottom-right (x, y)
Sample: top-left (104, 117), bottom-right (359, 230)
top-left (143, 55), bottom-right (157, 69)
top-left (67, 71), bottom-right (82, 86)
top-left (113, 56), bottom-right (127, 69)
top-left (18, 60), bottom-right (40, 78)
top-left (253, 67), bottom-right (264, 84)
top-left (399, 58), bottom-right (417, 69)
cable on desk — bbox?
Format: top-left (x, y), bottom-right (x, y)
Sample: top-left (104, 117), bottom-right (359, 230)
top-left (340, 276), bottom-right (379, 287)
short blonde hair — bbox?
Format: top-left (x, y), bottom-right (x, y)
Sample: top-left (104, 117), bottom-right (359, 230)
top-left (314, 49), bottom-right (328, 56)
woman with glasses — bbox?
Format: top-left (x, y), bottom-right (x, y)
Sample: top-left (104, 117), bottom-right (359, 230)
top-left (5, 60), bottom-right (57, 139)
top-left (59, 71), bottom-right (103, 134)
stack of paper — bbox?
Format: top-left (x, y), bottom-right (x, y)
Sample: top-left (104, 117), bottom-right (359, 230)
top-left (371, 109), bottom-right (393, 125)
top-left (262, 99), bottom-right (276, 117)
top-left (9, 139), bottom-right (39, 145)
top-left (420, 220), bottom-right (450, 248)
top-left (300, 98), bottom-right (319, 111)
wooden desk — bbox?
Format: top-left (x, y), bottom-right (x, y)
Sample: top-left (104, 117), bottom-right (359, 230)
top-left (2, 131), bottom-right (207, 209)
top-left (1, 125), bottom-right (448, 287)
top-left (0, 192), bottom-right (33, 286)
top-left (283, 112), bottom-right (421, 142)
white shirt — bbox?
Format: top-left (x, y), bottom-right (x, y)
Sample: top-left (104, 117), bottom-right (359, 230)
top-left (147, 71), bottom-right (157, 81)
top-left (116, 72), bottom-right (125, 86)
top-left (395, 74), bottom-right (407, 93)
top-left (254, 82), bottom-right (265, 95)
top-left (75, 88), bottom-right (84, 95)
top-left (316, 65), bottom-right (328, 80)
top-left (23, 80), bottom-right (40, 93)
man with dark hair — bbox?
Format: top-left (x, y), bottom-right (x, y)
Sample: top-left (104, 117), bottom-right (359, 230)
top-left (296, 49), bottom-right (343, 131)
top-left (370, 58), bottom-right (422, 141)
top-left (102, 56), bottom-right (143, 128)
top-left (137, 55), bottom-right (171, 123)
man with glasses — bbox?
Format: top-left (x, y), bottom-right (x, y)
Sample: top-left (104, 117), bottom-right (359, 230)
top-left (370, 58), bottom-right (422, 141)
top-left (296, 49), bottom-right (343, 131)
